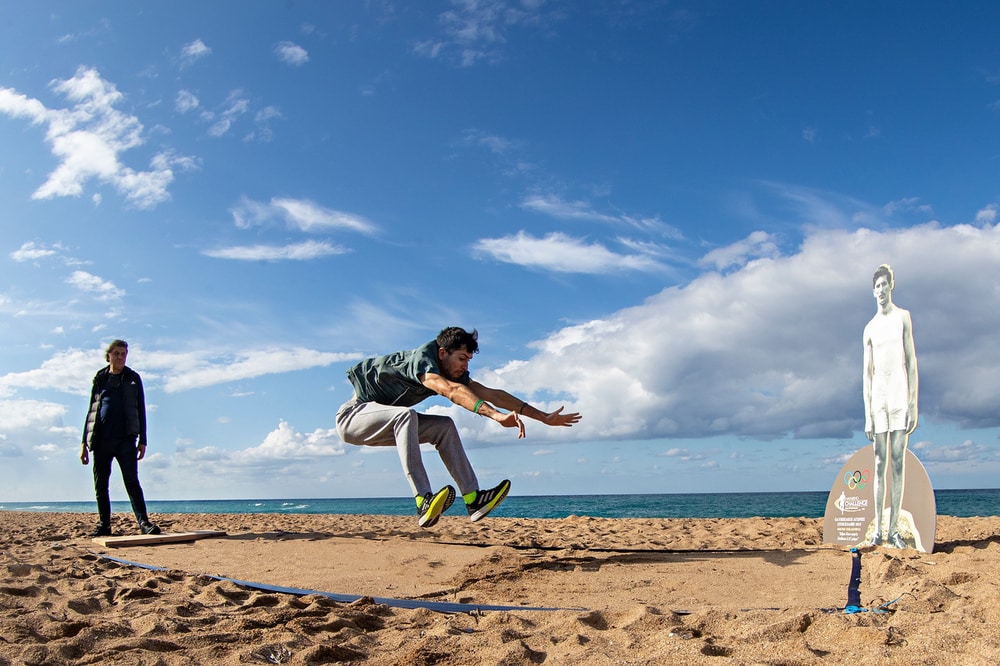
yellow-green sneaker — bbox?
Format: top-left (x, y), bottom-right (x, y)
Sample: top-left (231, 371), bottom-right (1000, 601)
top-left (417, 485), bottom-right (456, 528)
top-left (465, 479), bottom-right (511, 522)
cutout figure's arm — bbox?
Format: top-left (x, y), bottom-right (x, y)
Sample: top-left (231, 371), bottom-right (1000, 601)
top-left (862, 326), bottom-right (874, 442)
top-left (902, 310), bottom-right (918, 433)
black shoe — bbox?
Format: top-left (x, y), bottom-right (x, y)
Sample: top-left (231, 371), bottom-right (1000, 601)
top-left (91, 524), bottom-right (112, 537)
top-left (417, 486), bottom-right (456, 529)
top-left (466, 479), bottom-right (511, 522)
top-left (139, 520), bottom-right (161, 535)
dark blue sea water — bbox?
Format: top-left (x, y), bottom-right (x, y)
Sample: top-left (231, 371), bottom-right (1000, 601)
top-left (3, 489), bottom-right (998, 518)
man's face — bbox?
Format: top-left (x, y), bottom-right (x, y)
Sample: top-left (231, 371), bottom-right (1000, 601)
top-left (108, 346), bottom-right (127, 373)
top-left (873, 275), bottom-right (892, 308)
top-left (438, 346), bottom-right (472, 381)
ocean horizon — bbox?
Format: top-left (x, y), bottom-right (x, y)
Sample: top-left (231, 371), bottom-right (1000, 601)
top-left (3, 488), bottom-right (999, 519)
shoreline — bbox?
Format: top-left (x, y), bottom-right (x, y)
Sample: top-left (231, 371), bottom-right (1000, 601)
top-left (3, 487), bottom-right (998, 521)
top-left (3, 512), bottom-right (1000, 664)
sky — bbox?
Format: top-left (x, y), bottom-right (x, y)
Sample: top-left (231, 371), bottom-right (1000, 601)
top-left (1, 1), bottom-right (999, 504)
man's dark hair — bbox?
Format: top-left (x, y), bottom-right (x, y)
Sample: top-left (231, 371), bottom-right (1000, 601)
top-left (437, 327), bottom-right (479, 354)
top-left (105, 339), bottom-right (128, 362)
top-left (872, 264), bottom-right (894, 289)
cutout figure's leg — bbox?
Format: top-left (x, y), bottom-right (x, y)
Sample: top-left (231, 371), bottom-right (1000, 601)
top-left (871, 433), bottom-right (889, 543)
top-left (887, 429), bottom-right (908, 540)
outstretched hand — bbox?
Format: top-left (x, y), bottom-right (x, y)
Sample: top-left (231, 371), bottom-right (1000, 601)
top-left (541, 406), bottom-right (582, 428)
top-left (496, 411), bottom-right (526, 439)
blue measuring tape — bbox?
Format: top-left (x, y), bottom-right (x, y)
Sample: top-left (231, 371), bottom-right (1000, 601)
top-left (843, 547), bottom-right (903, 614)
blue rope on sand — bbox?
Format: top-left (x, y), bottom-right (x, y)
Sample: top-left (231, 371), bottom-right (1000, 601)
top-left (93, 551), bottom-right (585, 614)
top-left (94, 546), bottom-right (902, 616)
top-left (843, 547), bottom-right (902, 614)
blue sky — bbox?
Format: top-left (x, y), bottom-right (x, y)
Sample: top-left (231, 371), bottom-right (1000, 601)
top-left (2, 1), bottom-right (999, 503)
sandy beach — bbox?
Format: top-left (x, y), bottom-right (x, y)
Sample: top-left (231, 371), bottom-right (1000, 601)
top-left (2, 510), bottom-right (999, 665)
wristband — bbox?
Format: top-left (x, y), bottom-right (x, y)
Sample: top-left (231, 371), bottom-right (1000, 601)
top-left (473, 399), bottom-right (484, 414)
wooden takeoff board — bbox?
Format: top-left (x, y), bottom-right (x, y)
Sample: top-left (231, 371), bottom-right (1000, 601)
top-left (92, 530), bottom-right (227, 548)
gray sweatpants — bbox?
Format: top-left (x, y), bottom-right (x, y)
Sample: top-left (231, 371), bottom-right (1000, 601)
top-left (335, 399), bottom-right (479, 498)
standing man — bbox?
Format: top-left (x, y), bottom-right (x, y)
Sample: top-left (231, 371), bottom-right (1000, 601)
top-left (336, 327), bottom-right (582, 528)
top-left (862, 265), bottom-right (918, 548)
top-left (80, 340), bottom-right (160, 537)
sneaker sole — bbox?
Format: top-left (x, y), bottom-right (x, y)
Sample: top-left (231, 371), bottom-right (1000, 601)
top-left (469, 480), bottom-right (510, 522)
top-left (418, 485), bottom-right (456, 528)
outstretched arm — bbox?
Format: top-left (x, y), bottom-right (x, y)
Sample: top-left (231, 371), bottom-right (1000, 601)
top-left (468, 380), bottom-right (582, 427)
top-left (421, 372), bottom-right (526, 437)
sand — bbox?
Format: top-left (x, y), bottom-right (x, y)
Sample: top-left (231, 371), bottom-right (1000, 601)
top-left (2, 511), bottom-right (999, 665)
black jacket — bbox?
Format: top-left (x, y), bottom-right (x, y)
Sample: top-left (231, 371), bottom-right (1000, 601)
top-left (82, 365), bottom-right (147, 450)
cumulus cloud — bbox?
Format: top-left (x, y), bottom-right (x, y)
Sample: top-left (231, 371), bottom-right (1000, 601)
top-left (244, 420), bottom-right (343, 460)
top-left (0, 67), bottom-right (195, 208)
top-left (10, 242), bottom-right (60, 262)
top-left (66, 271), bottom-right (125, 301)
top-left (467, 222), bottom-right (1000, 443)
top-left (473, 231), bottom-right (666, 273)
top-left (0, 399), bottom-right (68, 430)
top-left (274, 41), bottom-right (309, 66)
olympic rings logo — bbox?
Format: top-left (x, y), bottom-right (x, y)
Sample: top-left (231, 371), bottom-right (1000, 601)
top-left (843, 469), bottom-right (870, 490)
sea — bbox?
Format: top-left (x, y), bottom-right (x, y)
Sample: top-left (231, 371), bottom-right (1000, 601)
top-left (2, 488), bottom-right (998, 519)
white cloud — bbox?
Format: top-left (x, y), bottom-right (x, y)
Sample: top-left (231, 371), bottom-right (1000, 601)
top-left (0, 67), bottom-right (195, 208)
top-left (230, 196), bottom-right (378, 235)
top-left (473, 231), bottom-right (666, 273)
top-left (10, 242), bottom-right (59, 262)
top-left (0, 348), bottom-right (97, 397)
top-left (180, 39), bottom-right (211, 66)
top-left (461, 128), bottom-right (513, 155)
top-left (255, 106), bottom-right (283, 123)
top-left (176, 89), bottom-right (199, 113)
top-left (1, 345), bottom-right (363, 398)
top-left (0, 399), bottom-right (68, 430)
top-left (202, 240), bottom-right (347, 262)
top-left (975, 204), bottom-right (997, 226)
top-left (470, 221), bottom-right (1000, 443)
top-left (521, 194), bottom-right (619, 223)
top-left (882, 197), bottom-right (933, 217)
top-left (244, 420), bottom-right (344, 460)
top-left (414, 1), bottom-right (555, 67)
top-left (207, 91), bottom-right (249, 137)
top-left (274, 41), bottom-right (309, 66)
top-left (521, 193), bottom-right (680, 237)
top-left (157, 347), bottom-right (361, 393)
top-left (66, 270), bottom-right (125, 301)
top-left (698, 230), bottom-right (780, 271)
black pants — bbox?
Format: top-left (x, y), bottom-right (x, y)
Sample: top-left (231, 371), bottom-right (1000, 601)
top-left (92, 437), bottom-right (149, 526)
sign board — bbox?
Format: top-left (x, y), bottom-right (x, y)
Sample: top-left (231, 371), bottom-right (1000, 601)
top-left (823, 446), bottom-right (936, 553)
